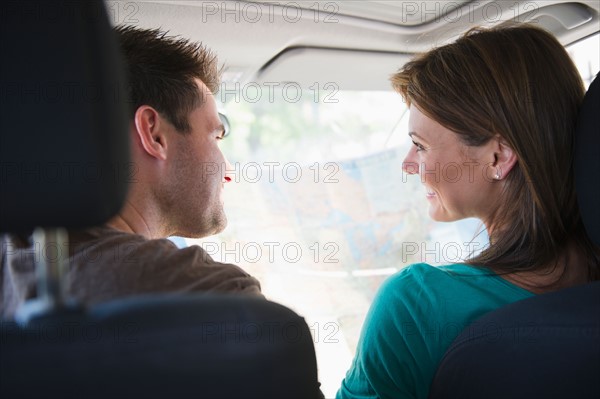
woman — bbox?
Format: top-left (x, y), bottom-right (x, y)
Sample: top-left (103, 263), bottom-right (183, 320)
top-left (337, 24), bottom-right (600, 399)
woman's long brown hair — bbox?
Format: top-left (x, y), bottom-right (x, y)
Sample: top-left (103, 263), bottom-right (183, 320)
top-left (392, 24), bottom-right (599, 283)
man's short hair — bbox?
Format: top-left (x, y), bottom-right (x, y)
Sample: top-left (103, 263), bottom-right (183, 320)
top-left (114, 25), bottom-right (221, 133)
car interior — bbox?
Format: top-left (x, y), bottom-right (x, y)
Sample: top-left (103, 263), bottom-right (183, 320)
top-left (0, 2), bottom-right (320, 398)
top-left (1, 1), bottom-right (599, 398)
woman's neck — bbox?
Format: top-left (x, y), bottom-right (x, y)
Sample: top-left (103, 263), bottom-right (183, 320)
top-left (499, 241), bottom-right (589, 294)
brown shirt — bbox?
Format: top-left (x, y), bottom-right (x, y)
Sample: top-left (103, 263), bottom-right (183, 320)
top-left (0, 226), bottom-right (262, 318)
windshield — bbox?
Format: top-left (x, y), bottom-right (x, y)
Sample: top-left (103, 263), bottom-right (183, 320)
top-left (183, 87), bottom-right (486, 395)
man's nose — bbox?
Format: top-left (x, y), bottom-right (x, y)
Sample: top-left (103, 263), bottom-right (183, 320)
top-left (223, 156), bottom-right (233, 183)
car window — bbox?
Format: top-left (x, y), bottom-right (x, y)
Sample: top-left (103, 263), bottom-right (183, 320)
top-left (567, 32), bottom-right (600, 88)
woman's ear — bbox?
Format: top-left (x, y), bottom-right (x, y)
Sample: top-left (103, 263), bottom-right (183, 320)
top-left (492, 135), bottom-right (518, 180)
top-left (133, 106), bottom-right (168, 161)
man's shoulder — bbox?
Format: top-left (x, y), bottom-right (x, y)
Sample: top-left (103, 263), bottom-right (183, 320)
top-left (70, 225), bottom-right (229, 269)
top-left (68, 226), bottom-right (262, 298)
top-left (71, 225), bottom-right (178, 256)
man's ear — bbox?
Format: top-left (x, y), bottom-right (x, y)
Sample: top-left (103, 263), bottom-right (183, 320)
top-left (133, 106), bottom-right (168, 161)
top-left (492, 135), bottom-right (518, 180)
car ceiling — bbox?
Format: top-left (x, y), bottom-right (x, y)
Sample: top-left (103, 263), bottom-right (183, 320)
top-left (107, 0), bottom-right (600, 90)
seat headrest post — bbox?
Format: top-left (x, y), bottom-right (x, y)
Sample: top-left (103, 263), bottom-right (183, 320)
top-left (15, 228), bottom-right (72, 325)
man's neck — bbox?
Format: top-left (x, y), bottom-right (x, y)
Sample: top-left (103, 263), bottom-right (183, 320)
top-left (106, 201), bottom-right (165, 239)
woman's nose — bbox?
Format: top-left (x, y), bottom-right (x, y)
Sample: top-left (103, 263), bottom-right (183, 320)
top-left (402, 149), bottom-right (419, 175)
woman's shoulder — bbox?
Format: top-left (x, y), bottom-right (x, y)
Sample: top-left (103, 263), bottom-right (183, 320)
top-left (382, 262), bottom-right (490, 289)
top-left (395, 262), bottom-right (492, 276)
top-left (365, 262), bottom-right (535, 358)
top-left (377, 262), bottom-right (533, 309)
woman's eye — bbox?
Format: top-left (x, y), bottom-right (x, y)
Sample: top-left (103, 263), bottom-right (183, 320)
top-left (412, 140), bottom-right (425, 152)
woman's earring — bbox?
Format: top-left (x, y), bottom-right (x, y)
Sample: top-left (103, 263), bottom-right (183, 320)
top-left (494, 169), bottom-right (502, 180)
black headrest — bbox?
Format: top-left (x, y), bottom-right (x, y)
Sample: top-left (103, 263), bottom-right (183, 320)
top-left (575, 75), bottom-right (600, 246)
top-left (0, 1), bottom-right (130, 234)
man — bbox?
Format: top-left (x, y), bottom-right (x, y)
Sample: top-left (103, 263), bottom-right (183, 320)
top-left (0, 26), bottom-right (261, 318)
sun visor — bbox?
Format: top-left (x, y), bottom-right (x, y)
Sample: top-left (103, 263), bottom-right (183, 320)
top-left (256, 47), bottom-right (411, 91)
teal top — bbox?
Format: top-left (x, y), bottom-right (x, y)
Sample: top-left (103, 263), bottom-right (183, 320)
top-left (337, 263), bottom-right (535, 399)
